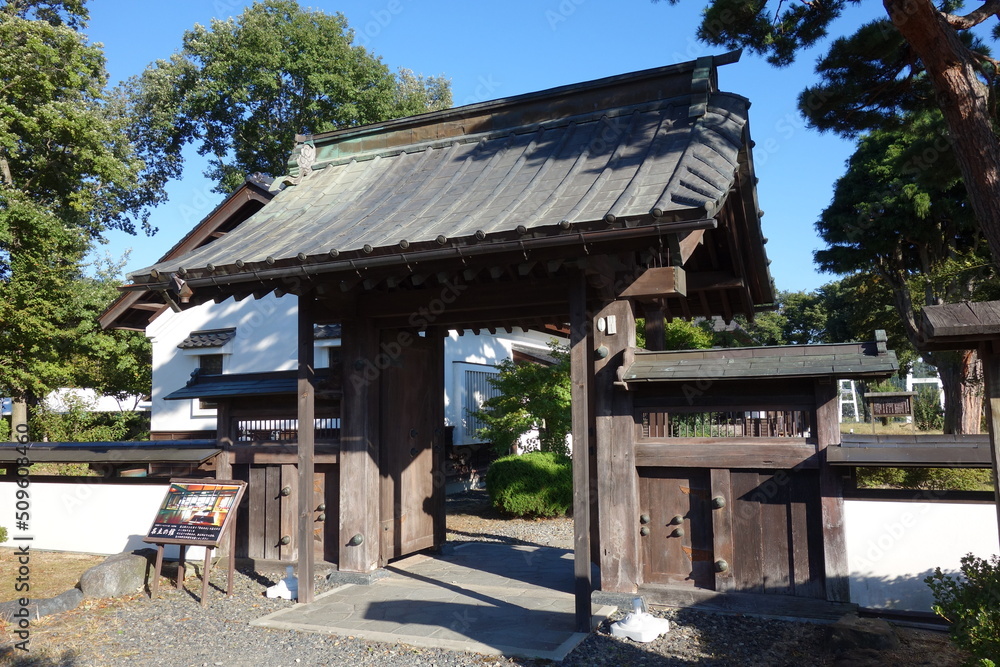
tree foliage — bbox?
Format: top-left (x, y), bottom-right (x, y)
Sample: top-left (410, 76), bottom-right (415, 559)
top-left (0, 1), bottom-right (159, 433)
top-left (131, 0), bottom-right (452, 193)
top-left (472, 344), bottom-right (571, 457)
top-left (661, 0), bottom-right (1000, 272)
top-left (816, 108), bottom-right (998, 432)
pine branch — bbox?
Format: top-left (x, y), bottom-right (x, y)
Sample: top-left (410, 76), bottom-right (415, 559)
top-left (941, 0), bottom-right (1000, 30)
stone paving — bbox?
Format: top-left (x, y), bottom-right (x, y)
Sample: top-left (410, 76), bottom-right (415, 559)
top-left (251, 542), bottom-right (614, 661)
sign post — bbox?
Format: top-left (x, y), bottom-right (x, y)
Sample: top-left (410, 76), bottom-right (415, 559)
top-left (144, 478), bottom-right (246, 607)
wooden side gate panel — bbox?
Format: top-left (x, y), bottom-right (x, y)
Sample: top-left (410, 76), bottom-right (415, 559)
top-left (639, 466), bottom-right (826, 599)
top-left (233, 463), bottom-right (338, 563)
top-left (638, 467), bottom-right (714, 588)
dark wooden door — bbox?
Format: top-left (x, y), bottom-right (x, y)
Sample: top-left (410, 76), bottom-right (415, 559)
top-left (379, 332), bottom-right (439, 564)
top-left (234, 463), bottom-right (336, 563)
top-left (729, 468), bottom-right (825, 598)
top-left (638, 467), bottom-right (714, 588)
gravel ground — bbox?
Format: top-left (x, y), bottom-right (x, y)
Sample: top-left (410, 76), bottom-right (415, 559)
top-left (0, 490), bottom-right (965, 666)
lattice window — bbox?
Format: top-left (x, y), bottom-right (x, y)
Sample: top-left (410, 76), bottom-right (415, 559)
top-left (236, 418), bottom-right (340, 442)
top-left (463, 368), bottom-right (500, 442)
top-left (639, 409), bottom-right (811, 439)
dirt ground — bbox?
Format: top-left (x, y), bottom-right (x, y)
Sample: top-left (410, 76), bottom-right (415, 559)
top-left (0, 548), bottom-right (105, 602)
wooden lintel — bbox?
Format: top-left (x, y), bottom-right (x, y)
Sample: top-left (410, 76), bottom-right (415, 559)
top-left (619, 266), bottom-right (687, 299)
top-left (634, 442), bottom-right (819, 469)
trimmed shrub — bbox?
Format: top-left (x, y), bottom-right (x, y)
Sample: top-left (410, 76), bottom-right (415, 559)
top-left (926, 552), bottom-right (1000, 665)
top-left (486, 451), bottom-right (572, 518)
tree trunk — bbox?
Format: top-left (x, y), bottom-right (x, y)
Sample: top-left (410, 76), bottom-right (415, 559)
top-left (932, 349), bottom-right (983, 434)
top-left (884, 0), bottom-right (1000, 269)
top-left (10, 399), bottom-right (28, 443)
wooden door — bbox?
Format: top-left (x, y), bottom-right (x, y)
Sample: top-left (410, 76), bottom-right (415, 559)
top-left (379, 332), bottom-right (440, 564)
top-left (638, 467), bottom-right (714, 588)
top-left (729, 468), bottom-right (825, 598)
top-left (233, 463), bottom-right (336, 563)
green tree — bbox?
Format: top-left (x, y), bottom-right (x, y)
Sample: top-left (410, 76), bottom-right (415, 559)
top-left (472, 345), bottom-right (572, 456)
top-left (0, 0), bottom-right (161, 438)
top-left (636, 318), bottom-right (715, 349)
top-left (660, 1), bottom-right (1000, 272)
top-left (131, 0), bottom-right (452, 193)
top-left (732, 290), bottom-right (830, 346)
top-left (815, 109), bottom-right (999, 432)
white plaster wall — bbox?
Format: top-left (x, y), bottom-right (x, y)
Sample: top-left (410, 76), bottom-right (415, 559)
top-left (845, 499), bottom-right (999, 612)
top-left (444, 328), bottom-right (564, 446)
top-left (0, 481), bottom-right (205, 559)
top-left (148, 293), bottom-right (300, 434)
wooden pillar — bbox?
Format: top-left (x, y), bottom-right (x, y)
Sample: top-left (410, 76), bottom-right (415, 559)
top-left (570, 272), bottom-right (592, 633)
top-left (429, 327), bottom-right (448, 549)
top-left (214, 401), bottom-right (233, 481)
top-left (594, 298), bottom-right (639, 593)
top-left (980, 345), bottom-right (1000, 551)
top-left (296, 293), bottom-right (316, 603)
top-left (815, 379), bottom-right (849, 602)
top-left (339, 315), bottom-right (381, 573)
top-left (642, 302), bottom-right (665, 351)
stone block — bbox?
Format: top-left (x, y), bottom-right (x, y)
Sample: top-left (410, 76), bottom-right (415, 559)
top-left (78, 551), bottom-right (152, 599)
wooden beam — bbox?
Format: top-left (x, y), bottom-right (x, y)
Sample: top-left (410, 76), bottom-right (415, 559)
top-left (676, 229), bottom-right (706, 265)
top-left (619, 266), bottom-right (686, 299)
top-left (296, 292), bottom-right (316, 603)
top-left (709, 469), bottom-right (735, 592)
top-left (980, 346), bottom-right (1000, 552)
top-left (339, 315), bottom-right (381, 573)
top-left (634, 443), bottom-right (819, 469)
top-left (815, 380), bottom-right (849, 603)
top-left (569, 271), bottom-right (592, 633)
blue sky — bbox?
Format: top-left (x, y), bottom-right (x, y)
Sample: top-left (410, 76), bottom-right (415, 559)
top-left (85, 0), bottom-right (889, 293)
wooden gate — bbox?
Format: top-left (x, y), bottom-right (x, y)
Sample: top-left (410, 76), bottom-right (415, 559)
top-left (638, 467), bottom-right (714, 588)
top-left (638, 466), bottom-right (826, 598)
top-left (234, 463), bottom-right (336, 563)
top-left (379, 332), bottom-right (442, 564)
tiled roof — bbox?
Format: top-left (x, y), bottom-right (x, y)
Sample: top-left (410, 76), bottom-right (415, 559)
top-left (622, 341), bottom-right (898, 383)
top-left (128, 56), bottom-right (763, 286)
top-left (177, 328), bottom-right (237, 349)
top-left (314, 323), bottom-right (342, 340)
top-left (164, 369), bottom-right (338, 401)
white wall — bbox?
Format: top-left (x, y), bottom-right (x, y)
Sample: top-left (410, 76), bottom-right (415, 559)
top-left (444, 328), bottom-right (563, 446)
top-left (0, 481), bottom-right (205, 559)
top-left (148, 293), bottom-right (300, 434)
top-left (845, 499), bottom-right (999, 612)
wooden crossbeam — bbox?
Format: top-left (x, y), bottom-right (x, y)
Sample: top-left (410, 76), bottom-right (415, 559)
top-left (619, 266), bottom-right (687, 299)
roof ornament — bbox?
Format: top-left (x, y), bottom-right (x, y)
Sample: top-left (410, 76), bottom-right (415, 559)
top-left (284, 137), bottom-right (317, 186)
top-left (689, 55), bottom-right (714, 119)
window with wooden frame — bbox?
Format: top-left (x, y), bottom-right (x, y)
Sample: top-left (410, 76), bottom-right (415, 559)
top-left (197, 354), bottom-right (223, 410)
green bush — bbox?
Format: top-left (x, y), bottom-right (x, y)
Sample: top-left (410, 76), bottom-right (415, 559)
top-left (926, 552), bottom-right (1000, 665)
top-left (486, 451), bottom-right (572, 518)
top-left (913, 384), bottom-right (944, 431)
top-left (0, 526), bottom-right (7, 544)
